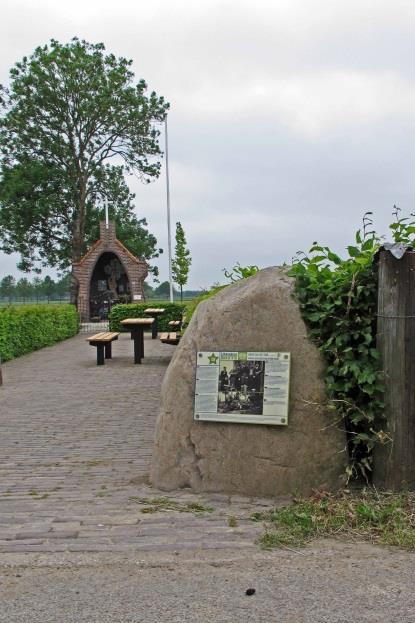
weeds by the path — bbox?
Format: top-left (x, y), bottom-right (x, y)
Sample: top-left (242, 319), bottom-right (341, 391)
top-left (252, 488), bottom-right (415, 550)
top-left (129, 496), bottom-right (214, 515)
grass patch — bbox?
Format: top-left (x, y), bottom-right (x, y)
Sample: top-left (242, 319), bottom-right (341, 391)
top-left (129, 496), bottom-right (214, 515)
top-left (85, 459), bottom-right (103, 467)
top-left (253, 488), bottom-right (415, 550)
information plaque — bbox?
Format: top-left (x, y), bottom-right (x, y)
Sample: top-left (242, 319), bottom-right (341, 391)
top-left (194, 351), bottom-right (290, 426)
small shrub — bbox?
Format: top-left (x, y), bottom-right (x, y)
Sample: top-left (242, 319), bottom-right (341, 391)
top-left (223, 262), bottom-right (259, 282)
top-left (289, 208), bottom-right (415, 479)
top-left (289, 212), bottom-right (383, 479)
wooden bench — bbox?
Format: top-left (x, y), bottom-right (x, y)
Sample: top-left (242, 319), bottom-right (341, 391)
top-left (168, 320), bottom-right (181, 328)
top-left (168, 315), bottom-right (187, 331)
top-left (87, 331), bottom-right (120, 365)
top-left (159, 332), bottom-right (181, 345)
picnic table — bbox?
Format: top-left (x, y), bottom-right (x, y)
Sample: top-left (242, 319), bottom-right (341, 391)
top-left (144, 308), bottom-right (165, 339)
top-left (121, 318), bottom-right (154, 364)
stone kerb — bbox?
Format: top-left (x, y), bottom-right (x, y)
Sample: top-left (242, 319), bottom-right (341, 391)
top-left (151, 266), bottom-right (347, 498)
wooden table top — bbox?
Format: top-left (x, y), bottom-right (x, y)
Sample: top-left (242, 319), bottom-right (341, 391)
top-left (121, 317), bottom-right (155, 326)
top-left (144, 308), bottom-right (165, 314)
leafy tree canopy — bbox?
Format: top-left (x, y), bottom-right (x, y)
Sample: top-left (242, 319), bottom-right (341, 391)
top-left (0, 38), bottom-right (168, 286)
top-left (0, 274), bottom-right (16, 302)
top-left (153, 280), bottom-right (177, 298)
top-left (15, 277), bottom-right (32, 300)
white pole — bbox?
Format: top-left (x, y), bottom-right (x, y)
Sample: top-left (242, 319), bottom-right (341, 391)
top-left (165, 115), bottom-right (173, 303)
top-left (105, 197), bottom-right (109, 229)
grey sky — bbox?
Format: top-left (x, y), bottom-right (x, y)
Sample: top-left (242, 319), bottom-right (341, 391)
top-left (1, 0), bottom-right (414, 287)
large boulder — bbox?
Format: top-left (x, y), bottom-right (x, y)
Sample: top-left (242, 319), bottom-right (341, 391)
top-left (151, 267), bottom-right (346, 497)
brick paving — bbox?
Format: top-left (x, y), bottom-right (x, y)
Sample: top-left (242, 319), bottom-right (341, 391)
top-left (0, 334), bottom-right (274, 555)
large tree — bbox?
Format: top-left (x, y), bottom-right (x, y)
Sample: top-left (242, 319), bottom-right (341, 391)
top-left (0, 38), bottom-right (168, 300)
top-left (84, 165), bottom-right (163, 279)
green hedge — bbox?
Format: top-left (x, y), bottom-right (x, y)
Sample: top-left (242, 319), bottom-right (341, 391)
top-left (0, 304), bottom-right (79, 362)
top-left (109, 302), bottom-right (187, 332)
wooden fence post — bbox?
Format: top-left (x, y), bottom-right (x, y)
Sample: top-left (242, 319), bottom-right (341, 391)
top-left (374, 248), bottom-right (415, 489)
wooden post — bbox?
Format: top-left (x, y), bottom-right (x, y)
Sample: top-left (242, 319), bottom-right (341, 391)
top-left (374, 248), bottom-right (415, 489)
top-left (104, 342), bottom-right (112, 359)
top-left (96, 344), bottom-right (105, 366)
top-left (131, 327), bottom-right (142, 364)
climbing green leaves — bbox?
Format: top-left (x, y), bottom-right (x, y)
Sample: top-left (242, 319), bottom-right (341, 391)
top-left (290, 209), bottom-right (415, 479)
top-left (289, 212), bottom-right (383, 480)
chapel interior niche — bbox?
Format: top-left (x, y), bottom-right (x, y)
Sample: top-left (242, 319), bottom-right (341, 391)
top-left (89, 252), bottom-right (131, 320)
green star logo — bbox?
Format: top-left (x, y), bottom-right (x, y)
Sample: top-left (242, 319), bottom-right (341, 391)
top-left (208, 353), bottom-right (218, 364)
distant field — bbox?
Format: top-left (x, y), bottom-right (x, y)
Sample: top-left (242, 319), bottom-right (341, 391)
top-left (0, 299), bottom-right (70, 307)
top-left (144, 298), bottom-right (194, 304)
top-left (0, 297), bottom-right (195, 307)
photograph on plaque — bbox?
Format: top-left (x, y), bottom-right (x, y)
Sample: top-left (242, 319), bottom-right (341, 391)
top-left (194, 351), bottom-right (290, 426)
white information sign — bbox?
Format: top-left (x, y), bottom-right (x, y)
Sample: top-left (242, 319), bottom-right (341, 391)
top-left (194, 351), bottom-right (290, 426)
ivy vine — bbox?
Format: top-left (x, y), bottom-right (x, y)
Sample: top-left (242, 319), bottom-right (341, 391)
top-left (223, 262), bottom-right (259, 282)
top-left (289, 209), bottom-right (415, 480)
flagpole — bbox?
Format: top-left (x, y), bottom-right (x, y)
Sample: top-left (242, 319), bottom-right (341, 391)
top-left (105, 197), bottom-right (109, 229)
top-left (165, 115), bottom-right (173, 303)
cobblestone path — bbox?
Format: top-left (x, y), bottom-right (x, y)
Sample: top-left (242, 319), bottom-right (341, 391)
top-left (0, 334), bottom-right (273, 556)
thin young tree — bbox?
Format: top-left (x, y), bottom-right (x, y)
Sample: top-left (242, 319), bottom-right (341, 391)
top-left (172, 222), bottom-right (191, 301)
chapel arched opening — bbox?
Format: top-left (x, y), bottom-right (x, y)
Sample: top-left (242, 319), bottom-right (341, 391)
top-left (89, 252), bottom-right (131, 320)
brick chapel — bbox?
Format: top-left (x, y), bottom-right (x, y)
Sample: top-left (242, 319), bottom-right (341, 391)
top-left (73, 221), bottom-right (148, 321)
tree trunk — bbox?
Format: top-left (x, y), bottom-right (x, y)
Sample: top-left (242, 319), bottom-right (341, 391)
top-left (70, 269), bottom-right (79, 306)
top-left (180, 285), bottom-right (183, 302)
top-left (70, 189), bottom-right (86, 308)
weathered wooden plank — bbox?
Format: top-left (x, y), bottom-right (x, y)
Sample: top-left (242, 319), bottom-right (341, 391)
top-left (86, 331), bottom-right (119, 343)
top-left (374, 249), bottom-right (415, 489)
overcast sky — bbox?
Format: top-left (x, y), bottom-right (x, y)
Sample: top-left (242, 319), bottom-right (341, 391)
top-left (1, 0), bottom-right (415, 288)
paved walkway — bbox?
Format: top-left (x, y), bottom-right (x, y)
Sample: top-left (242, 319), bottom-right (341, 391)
top-left (3, 334), bottom-right (415, 623)
top-left (0, 333), bottom-right (272, 556)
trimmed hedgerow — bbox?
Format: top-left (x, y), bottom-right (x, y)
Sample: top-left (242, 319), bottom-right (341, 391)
top-left (109, 302), bottom-right (187, 332)
top-left (0, 304), bottom-right (79, 362)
